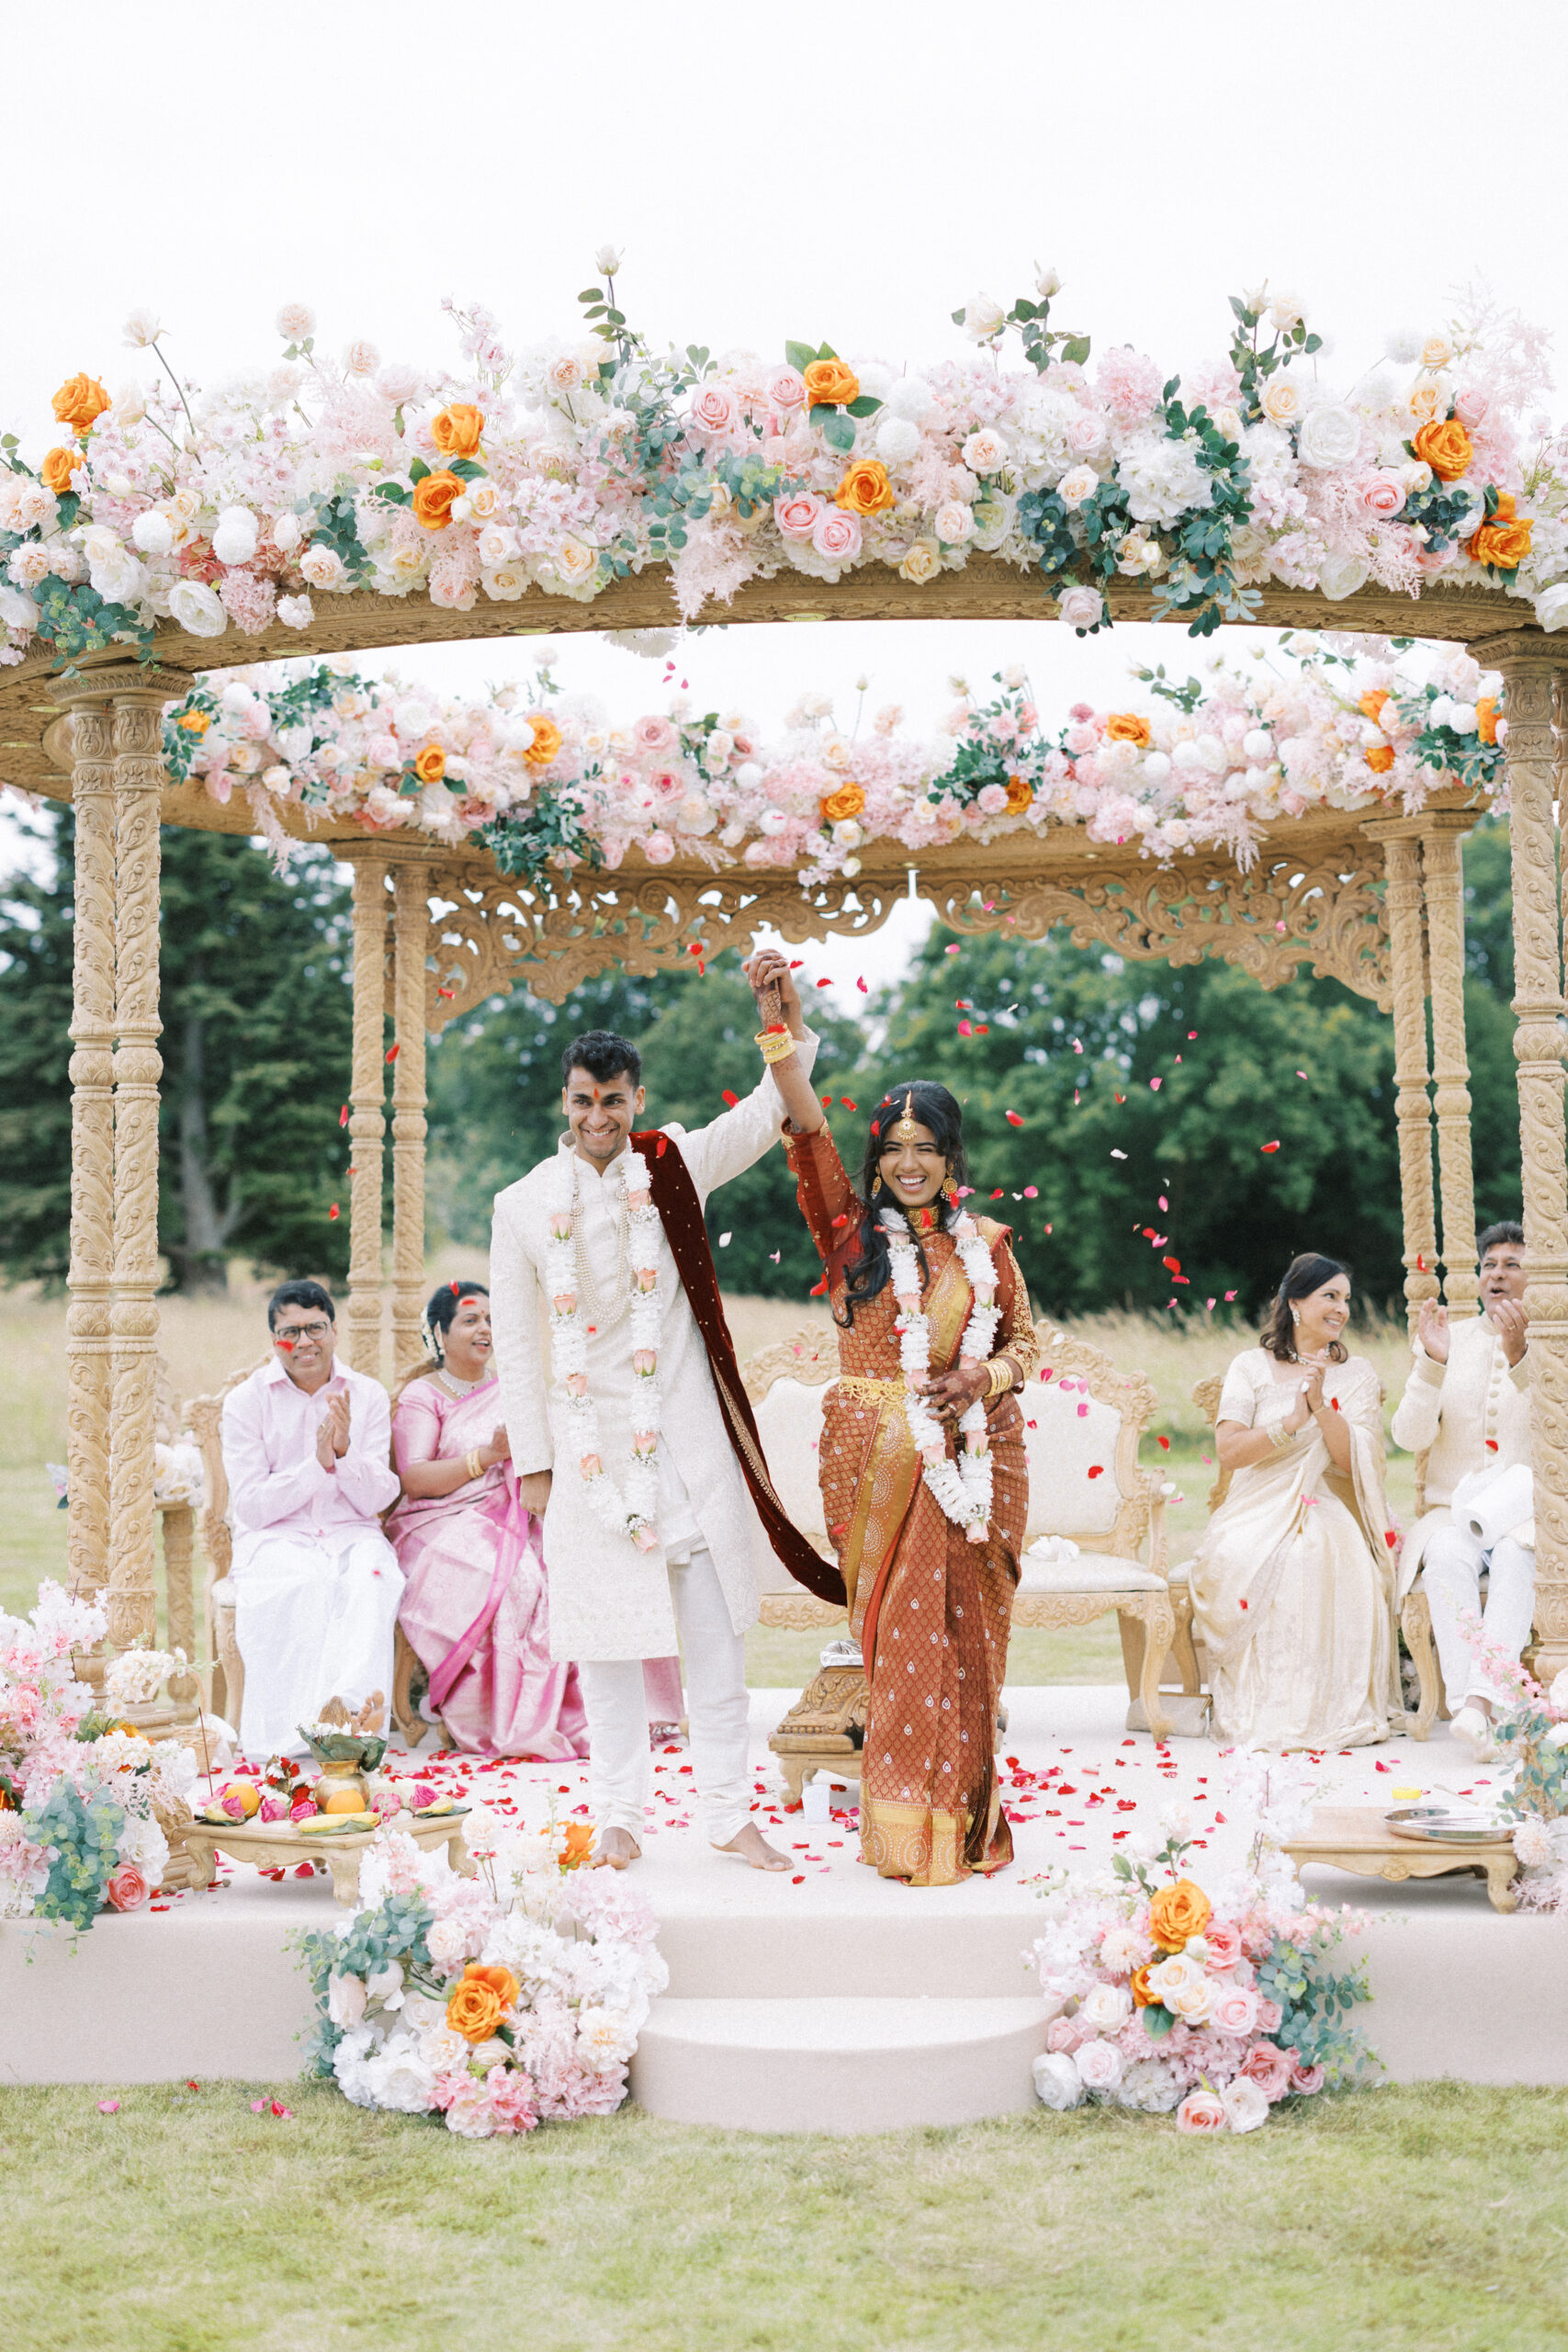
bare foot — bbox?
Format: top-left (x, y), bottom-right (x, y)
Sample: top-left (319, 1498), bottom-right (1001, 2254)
top-left (593, 1826), bottom-right (642, 1871)
top-left (714, 1822), bottom-right (792, 1872)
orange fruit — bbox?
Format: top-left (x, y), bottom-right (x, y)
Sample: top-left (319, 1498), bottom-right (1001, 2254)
top-left (321, 1785), bottom-right (367, 1815)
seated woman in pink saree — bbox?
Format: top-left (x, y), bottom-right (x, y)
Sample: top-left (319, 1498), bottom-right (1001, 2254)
top-left (388, 1283), bottom-right (590, 1758)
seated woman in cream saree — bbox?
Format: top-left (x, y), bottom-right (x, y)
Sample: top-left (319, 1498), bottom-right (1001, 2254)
top-left (1193, 1253), bottom-right (1400, 1749)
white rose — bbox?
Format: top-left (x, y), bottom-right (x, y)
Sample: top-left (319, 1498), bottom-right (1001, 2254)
top-left (344, 340), bottom-right (380, 377)
top-left (276, 302), bottom-right (315, 342)
top-left (933, 501), bottom-right (974, 544)
top-left (1534, 585), bottom-right (1568, 632)
top-left (276, 594), bottom-right (314, 628)
top-left (131, 510), bottom-right (174, 557)
top-left (963, 292), bottom-right (1007, 343)
top-left (482, 564), bottom-right (527, 601)
top-left (1259, 376), bottom-right (1303, 426)
top-left (1221, 2077), bottom-right (1270, 2134)
top-left (1035, 266), bottom-right (1063, 298)
top-left (962, 428), bottom-right (1009, 475)
top-left (89, 545), bottom-right (146, 606)
top-left (122, 308), bottom-right (164, 349)
top-left (327, 1972), bottom-right (367, 2028)
top-left (376, 364), bottom-right (421, 407)
top-left (0, 584), bottom-right (40, 632)
top-left (166, 580), bottom-right (228, 638)
top-left (1269, 291), bottom-right (1304, 329)
top-left (594, 243), bottom-right (624, 276)
top-left (1165, 1975), bottom-right (1217, 2025)
top-left (1296, 404), bottom-right (1361, 470)
top-left (271, 511), bottom-right (303, 553)
top-left (1075, 2038), bottom-right (1124, 2091)
top-left (476, 524), bottom-right (516, 568)
top-left (1056, 465), bottom-right (1100, 510)
top-left (261, 765), bottom-right (291, 794)
top-left (367, 2042), bottom-right (438, 2115)
top-left (211, 507), bottom-right (260, 565)
top-left (299, 543), bottom-right (347, 591)
top-left (874, 416), bottom-right (921, 466)
top-left (1057, 584), bottom-right (1104, 631)
top-left (1032, 2051), bottom-right (1086, 2110)
top-left (468, 2036), bottom-right (511, 2069)
top-left (1317, 553), bottom-right (1371, 601)
top-left (113, 382), bottom-right (147, 426)
top-left (1077, 1982), bottom-right (1133, 2031)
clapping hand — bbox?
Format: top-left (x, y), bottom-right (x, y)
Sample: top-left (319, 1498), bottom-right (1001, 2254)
top-left (1417, 1297), bottom-right (1450, 1364)
top-left (315, 1388), bottom-right (352, 1468)
top-left (1492, 1296), bottom-right (1529, 1366)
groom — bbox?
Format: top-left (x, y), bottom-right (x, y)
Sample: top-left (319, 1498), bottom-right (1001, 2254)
top-left (490, 950), bottom-right (842, 1870)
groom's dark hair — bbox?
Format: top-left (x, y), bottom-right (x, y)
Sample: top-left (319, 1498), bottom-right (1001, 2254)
top-left (561, 1029), bottom-right (642, 1088)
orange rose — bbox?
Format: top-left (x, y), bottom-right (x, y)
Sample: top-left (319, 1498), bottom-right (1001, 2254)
top-left (1476, 696), bottom-right (1499, 745)
top-left (1003, 774), bottom-right (1034, 814)
top-left (445, 1962), bottom-right (519, 2043)
top-left (1146, 1877), bottom-right (1213, 1952)
top-left (804, 357), bottom-right (860, 408)
top-left (560, 1822), bottom-right (595, 1868)
top-left (177, 710), bottom-right (211, 736)
top-left (414, 745), bottom-right (446, 784)
top-left (1412, 417), bottom-right (1472, 483)
top-left (1467, 492), bottom-right (1532, 571)
top-left (1365, 743), bottom-right (1395, 774)
top-left (821, 781), bottom-right (866, 824)
top-left (412, 469), bottom-right (464, 530)
top-left (523, 713), bottom-right (562, 767)
top-left (40, 446), bottom-right (80, 496)
top-left (1358, 689), bottom-right (1390, 725)
top-left (1131, 1963), bottom-right (1156, 2009)
top-left (1105, 712), bottom-right (1151, 748)
top-left (835, 460), bottom-right (894, 518)
top-left (431, 403), bottom-right (485, 459)
top-left (51, 373), bottom-right (111, 437)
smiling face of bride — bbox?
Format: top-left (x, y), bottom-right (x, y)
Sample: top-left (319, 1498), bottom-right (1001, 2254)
top-left (876, 1117), bottom-right (949, 1211)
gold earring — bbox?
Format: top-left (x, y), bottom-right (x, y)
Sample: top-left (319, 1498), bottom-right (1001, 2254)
top-left (942, 1174), bottom-right (957, 1201)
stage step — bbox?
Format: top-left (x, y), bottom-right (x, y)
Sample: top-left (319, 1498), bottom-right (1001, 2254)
top-left (629, 1995), bottom-right (1053, 2132)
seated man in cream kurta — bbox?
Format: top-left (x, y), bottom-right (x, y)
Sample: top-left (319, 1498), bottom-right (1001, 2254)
top-left (490, 951), bottom-right (818, 1871)
top-left (1390, 1223), bottom-right (1533, 1758)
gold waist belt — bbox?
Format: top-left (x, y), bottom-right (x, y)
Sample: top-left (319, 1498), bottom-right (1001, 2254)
top-left (837, 1374), bottom-right (908, 1407)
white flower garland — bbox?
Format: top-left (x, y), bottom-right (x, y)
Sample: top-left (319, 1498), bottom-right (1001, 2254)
top-left (883, 1206), bottom-right (1003, 1542)
top-left (545, 1151), bottom-right (663, 1552)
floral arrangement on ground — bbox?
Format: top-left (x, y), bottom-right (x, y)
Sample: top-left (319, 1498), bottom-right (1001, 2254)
top-left (299, 1813), bottom-right (666, 2137)
top-left (4, 269), bottom-right (1563, 677)
top-left (1028, 1754), bottom-right (1376, 2134)
top-left (144, 632), bottom-right (1505, 888)
top-left (1478, 1638), bottom-right (1568, 1911)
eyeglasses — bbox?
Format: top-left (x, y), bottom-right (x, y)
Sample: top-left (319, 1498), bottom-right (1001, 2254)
top-left (275, 1319), bottom-right (333, 1341)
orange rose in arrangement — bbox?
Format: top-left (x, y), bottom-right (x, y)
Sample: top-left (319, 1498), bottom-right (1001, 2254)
top-left (804, 357), bottom-right (860, 408)
top-left (414, 745), bottom-right (446, 784)
top-left (560, 1822), bottom-right (596, 1868)
top-left (523, 713), bottom-right (562, 767)
top-left (446, 1962), bottom-right (520, 2043)
top-left (1467, 492), bottom-right (1532, 572)
top-left (1146, 1878), bottom-right (1213, 1951)
top-left (1358, 689), bottom-right (1390, 725)
top-left (1131, 1964), bottom-right (1156, 2009)
top-left (412, 469), bottom-right (464, 530)
top-left (431, 402), bottom-right (485, 459)
top-left (821, 781), bottom-right (866, 824)
top-left (1003, 773), bottom-right (1035, 814)
top-left (835, 459), bottom-right (894, 518)
top-left (1476, 696), bottom-right (1500, 745)
top-left (40, 447), bottom-right (81, 496)
top-left (1105, 712), bottom-right (1152, 748)
top-left (1412, 417), bottom-right (1472, 483)
top-left (176, 709), bottom-right (211, 736)
top-left (1365, 743), bottom-right (1395, 774)
top-left (51, 373), bottom-right (111, 437)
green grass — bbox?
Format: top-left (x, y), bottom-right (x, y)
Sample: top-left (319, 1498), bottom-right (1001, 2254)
top-left (2, 2080), bottom-right (1565, 2352)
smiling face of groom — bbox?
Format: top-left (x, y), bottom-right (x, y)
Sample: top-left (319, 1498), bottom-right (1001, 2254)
top-left (563, 1063), bottom-right (646, 1168)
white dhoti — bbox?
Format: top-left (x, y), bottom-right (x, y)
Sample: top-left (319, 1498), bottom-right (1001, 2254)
top-left (1422, 1520), bottom-right (1536, 1712)
top-left (231, 1527), bottom-right (403, 1758)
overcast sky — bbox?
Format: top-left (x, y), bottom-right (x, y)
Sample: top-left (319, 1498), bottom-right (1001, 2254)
top-left (6, 0), bottom-right (1566, 993)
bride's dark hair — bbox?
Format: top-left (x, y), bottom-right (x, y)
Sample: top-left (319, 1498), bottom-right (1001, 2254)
top-left (1259, 1252), bottom-right (1350, 1363)
top-left (836, 1080), bottom-right (971, 1329)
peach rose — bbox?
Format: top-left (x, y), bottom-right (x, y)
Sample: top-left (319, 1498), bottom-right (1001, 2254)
top-left (523, 714), bottom-right (562, 767)
top-left (412, 469), bottom-right (464, 530)
top-left (1411, 417), bottom-right (1473, 483)
top-left (1176, 2089), bottom-right (1228, 2134)
top-left (834, 459), bottom-right (895, 518)
top-left (774, 490), bottom-right (824, 541)
top-left (1476, 696), bottom-right (1499, 745)
top-left (898, 539), bottom-right (940, 583)
top-left (1358, 689), bottom-right (1390, 725)
top-left (1467, 492), bottom-right (1532, 571)
top-left (1003, 774), bottom-right (1034, 814)
top-left (445, 1962), bottom-right (519, 2043)
top-left (1147, 1878), bottom-right (1213, 1951)
top-left (1105, 712), bottom-right (1152, 748)
top-left (804, 357), bottom-right (860, 408)
top-left (40, 447), bottom-right (81, 496)
top-left (431, 404), bottom-right (484, 459)
top-left (1130, 1962), bottom-right (1156, 2009)
top-left (106, 1863), bottom-right (150, 1912)
top-left (1365, 743), bottom-right (1395, 775)
top-left (414, 744), bottom-right (446, 784)
top-left (821, 782), bottom-right (866, 824)
top-left (51, 373), bottom-right (111, 436)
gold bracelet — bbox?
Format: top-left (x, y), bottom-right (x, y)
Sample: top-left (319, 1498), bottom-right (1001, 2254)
top-left (986, 1358), bottom-right (1015, 1399)
top-left (465, 1448), bottom-right (483, 1481)
top-left (755, 1025), bottom-right (798, 1065)
top-left (1268, 1421), bottom-right (1291, 1451)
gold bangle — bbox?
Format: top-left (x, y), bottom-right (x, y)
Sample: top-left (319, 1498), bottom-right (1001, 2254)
top-left (986, 1358), bottom-right (1014, 1399)
top-left (465, 1448), bottom-right (483, 1481)
top-left (1268, 1421), bottom-right (1291, 1450)
top-left (756, 1025), bottom-right (797, 1065)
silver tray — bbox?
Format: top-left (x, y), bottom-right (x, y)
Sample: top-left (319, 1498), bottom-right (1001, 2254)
top-left (1385, 1804), bottom-right (1509, 1845)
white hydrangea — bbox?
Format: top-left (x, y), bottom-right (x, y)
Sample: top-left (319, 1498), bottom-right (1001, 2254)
top-left (1115, 431), bottom-right (1216, 528)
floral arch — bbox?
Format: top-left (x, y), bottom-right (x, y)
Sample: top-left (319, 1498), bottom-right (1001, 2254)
top-left (3, 275), bottom-right (1566, 1700)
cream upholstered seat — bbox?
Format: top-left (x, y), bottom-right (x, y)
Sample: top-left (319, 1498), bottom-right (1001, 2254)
top-left (744, 1327), bottom-right (844, 1631)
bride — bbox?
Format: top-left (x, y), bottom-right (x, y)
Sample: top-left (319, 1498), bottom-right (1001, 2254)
top-left (1193, 1252), bottom-right (1400, 1748)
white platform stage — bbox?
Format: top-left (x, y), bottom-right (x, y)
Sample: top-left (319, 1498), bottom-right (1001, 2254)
top-left (5, 1687), bottom-right (1565, 2131)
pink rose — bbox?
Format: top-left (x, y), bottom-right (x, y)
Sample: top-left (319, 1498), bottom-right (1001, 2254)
top-left (551, 1293), bottom-right (577, 1317)
top-left (1359, 471), bottom-right (1406, 518)
top-left (1454, 389), bottom-right (1490, 428)
top-left (976, 783), bottom-right (1010, 815)
top-left (643, 831), bottom-right (675, 864)
top-left (289, 1798), bottom-right (315, 1822)
top-left (688, 384), bottom-right (739, 440)
top-left (774, 490), bottom-right (824, 541)
top-left (580, 1453), bottom-right (604, 1478)
top-left (632, 1523), bottom-right (660, 1553)
top-left (1289, 2059), bottom-right (1325, 2095)
top-left (258, 1794), bottom-right (289, 1823)
top-left (633, 714), bottom-right (677, 758)
top-left (1058, 585), bottom-right (1105, 632)
top-left (1204, 1921), bottom-right (1243, 1971)
top-left (1255, 1997), bottom-right (1283, 2034)
top-left (565, 1373), bottom-right (588, 1397)
top-left (632, 1350), bottom-right (659, 1376)
top-left (811, 507), bottom-right (862, 563)
top-left (1212, 1986), bottom-right (1259, 2039)
top-left (766, 367), bottom-right (807, 414)
top-left (1075, 2038), bottom-right (1124, 2091)
top-left (625, 1188), bottom-right (651, 1212)
top-left (1176, 2089), bottom-right (1228, 2134)
top-left (106, 1864), bottom-right (150, 1913)
top-left (649, 770), bottom-right (683, 803)
top-left (1240, 2041), bottom-right (1295, 2102)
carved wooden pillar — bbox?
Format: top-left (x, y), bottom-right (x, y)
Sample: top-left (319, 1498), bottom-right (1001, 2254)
top-left (51, 682), bottom-right (118, 1615)
top-left (1365, 820), bottom-right (1439, 1331)
top-left (107, 676), bottom-right (184, 1654)
top-left (391, 858), bottom-right (433, 1380)
top-left (344, 852), bottom-right (389, 1379)
top-left (1473, 635), bottom-right (1568, 1679)
top-left (1420, 815), bottom-right (1480, 1319)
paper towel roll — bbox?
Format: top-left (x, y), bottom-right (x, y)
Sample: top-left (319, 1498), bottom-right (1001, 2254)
top-left (1461, 1461), bottom-right (1534, 1550)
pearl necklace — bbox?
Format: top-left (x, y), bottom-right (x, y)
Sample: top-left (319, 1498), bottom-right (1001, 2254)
top-left (433, 1366), bottom-right (491, 1399)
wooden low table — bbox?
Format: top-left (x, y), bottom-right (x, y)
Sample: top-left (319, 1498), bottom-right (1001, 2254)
top-left (182, 1811), bottom-right (476, 1905)
top-left (1282, 1804), bottom-right (1520, 1915)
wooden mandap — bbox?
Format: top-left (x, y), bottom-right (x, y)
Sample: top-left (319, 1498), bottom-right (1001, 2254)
top-left (6, 562), bottom-right (1566, 1685)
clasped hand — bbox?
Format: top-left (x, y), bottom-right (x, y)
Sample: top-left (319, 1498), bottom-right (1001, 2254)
top-left (314, 1389), bottom-right (352, 1468)
top-left (919, 1364), bottom-right (990, 1424)
top-left (1282, 1354), bottom-right (1329, 1432)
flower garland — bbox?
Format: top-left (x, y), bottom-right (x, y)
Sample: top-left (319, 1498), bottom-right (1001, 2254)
top-left (545, 1150), bottom-right (663, 1552)
top-left (884, 1206), bottom-right (1001, 1542)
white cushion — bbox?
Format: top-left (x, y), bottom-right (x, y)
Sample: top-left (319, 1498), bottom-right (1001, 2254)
top-left (1018, 1547), bottom-right (1168, 1595)
top-left (1021, 1379), bottom-right (1124, 1541)
top-left (752, 1375), bottom-right (833, 1546)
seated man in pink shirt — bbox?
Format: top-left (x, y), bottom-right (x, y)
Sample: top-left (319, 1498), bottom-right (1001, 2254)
top-left (221, 1281), bottom-right (402, 1757)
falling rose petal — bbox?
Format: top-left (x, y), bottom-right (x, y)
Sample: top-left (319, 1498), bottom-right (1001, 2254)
top-left (1005, 1110), bottom-right (1023, 1126)
top-left (840, 1098), bottom-right (856, 1110)
top-left (769, 1250), bottom-right (781, 1263)
top-left (1224, 1289), bottom-right (1237, 1301)
top-left (437, 985), bottom-right (455, 999)
top-left (97, 2099), bottom-right (120, 2114)
top-left (721, 1091), bottom-right (739, 1107)
top-left (718, 1232), bottom-right (732, 1247)
top-left (815, 978), bottom-right (833, 989)
top-left (328, 1204), bottom-right (340, 1220)
top-left (1157, 1195), bottom-right (1168, 1211)
top-left (856, 977), bottom-right (868, 993)
top-left (338, 1104), bottom-right (348, 1127)
top-left (1023, 1185), bottom-right (1038, 1198)
top-left (1150, 1077), bottom-right (1161, 1091)
top-left (1087, 1464), bottom-right (1105, 1478)
top-left (958, 1021), bottom-right (973, 1037)
top-left (385, 1044), bottom-right (400, 1062)
top-left (1156, 1435), bottom-right (1170, 1451)
top-left (944, 944), bottom-right (962, 956)
top-left (1110, 1148), bottom-right (1127, 1159)
top-left (1260, 1140), bottom-right (1280, 1153)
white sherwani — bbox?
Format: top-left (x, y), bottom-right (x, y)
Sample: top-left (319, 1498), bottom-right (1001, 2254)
top-left (1389, 1314), bottom-right (1533, 1600)
top-left (490, 1042), bottom-right (817, 1665)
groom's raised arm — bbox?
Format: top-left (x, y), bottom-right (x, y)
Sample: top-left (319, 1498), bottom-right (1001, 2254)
top-left (490, 1183), bottom-right (554, 1476)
